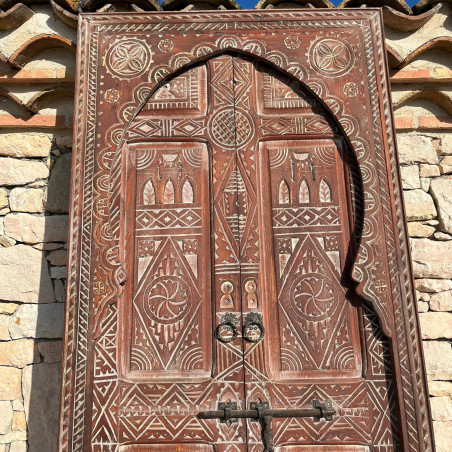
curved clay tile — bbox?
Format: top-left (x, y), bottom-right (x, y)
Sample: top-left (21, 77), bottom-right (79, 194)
top-left (255, 0), bottom-right (333, 9)
top-left (0, 3), bottom-right (34, 31)
top-left (413, 0), bottom-right (452, 14)
top-left (393, 90), bottom-right (452, 115)
top-left (50, 0), bottom-right (78, 29)
top-left (338, 0), bottom-right (412, 14)
top-left (25, 87), bottom-right (75, 113)
top-left (386, 44), bottom-right (404, 69)
top-left (8, 35), bottom-right (76, 69)
top-left (0, 87), bottom-right (32, 113)
top-left (382, 4), bottom-right (440, 31)
top-left (399, 36), bottom-right (452, 68)
top-left (81, 0), bottom-right (160, 11)
top-left (162, 0), bottom-right (241, 10)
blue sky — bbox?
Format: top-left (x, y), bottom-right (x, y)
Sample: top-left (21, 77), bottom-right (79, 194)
top-left (238, 0), bottom-right (419, 8)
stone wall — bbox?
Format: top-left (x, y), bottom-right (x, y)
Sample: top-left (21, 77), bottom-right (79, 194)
top-left (0, 0), bottom-right (451, 451)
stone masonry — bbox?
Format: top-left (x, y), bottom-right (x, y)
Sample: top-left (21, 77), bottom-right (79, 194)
top-left (0, 0), bottom-right (451, 450)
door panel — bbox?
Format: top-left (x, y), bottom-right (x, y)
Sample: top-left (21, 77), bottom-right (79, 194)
top-left (61, 11), bottom-right (434, 452)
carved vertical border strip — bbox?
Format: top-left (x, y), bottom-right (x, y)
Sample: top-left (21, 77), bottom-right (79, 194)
top-left (368, 14), bottom-right (433, 452)
top-left (58, 17), bottom-right (89, 452)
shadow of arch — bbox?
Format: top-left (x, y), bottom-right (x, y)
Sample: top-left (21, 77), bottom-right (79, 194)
top-left (108, 49), bottom-right (366, 321)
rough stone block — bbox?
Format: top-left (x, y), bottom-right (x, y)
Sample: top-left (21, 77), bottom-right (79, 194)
top-left (404, 189), bottom-right (437, 221)
top-left (397, 135), bottom-right (438, 165)
top-left (45, 153), bottom-right (71, 214)
top-left (4, 213), bottom-right (68, 243)
top-left (46, 249), bottom-right (67, 266)
top-left (440, 156), bottom-right (452, 174)
top-left (0, 158), bottom-right (49, 186)
top-left (429, 381), bottom-right (452, 397)
top-left (9, 442), bottom-right (27, 452)
top-left (420, 164), bottom-right (440, 178)
top-left (411, 239), bottom-right (452, 278)
top-left (0, 315), bottom-right (10, 341)
top-left (423, 341), bottom-right (452, 380)
top-left (430, 176), bottom-right (452, 235)
top-left (401, 165), bottom-right (420, 189)
top-left (0, 339), bottom-right (39, 368)
top-left (407, 222), bottom-right (435, 237)
top-left (416, 278), bottom-right (452, 293)
top-left (0, 245), bottom-right (54, 303)
top-left (22, 363), bottom-right (61, 452)
top-left (50, 266), bottom-right (67, 279)
top-left (419, 312), bottom-right (452, 339)
top-left (9, 304), bottom-right (64, 339)
top-left (0, 303), bottom-right (17, 314)
top-left (0, 367), bottom-right (21, 400)
top-left (9, 188), bottom-right (45, 213)
top-left (430, 291), bottom-right (452, 312)
top-left (0, 401), bottom-right (12, 434)
top-left (0, 134), bottom-right (52, 158)
top-left (38, 341), bottom-right (62, 363)
top-left (12, 411), bottom-right (26, 432)
top-left (430, 396), bottom-right (452, 421)
top-left (0, 189), bottom-right (7, 210)
top-left (433, 420), bottom-right (452, 452)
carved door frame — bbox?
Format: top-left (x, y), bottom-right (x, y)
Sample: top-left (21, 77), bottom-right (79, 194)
top-left (59, 9), bottom-right (434, 452)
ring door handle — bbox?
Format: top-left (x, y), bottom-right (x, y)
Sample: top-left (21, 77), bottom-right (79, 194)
top-left (243, 312), bottom-right (264, 343)
top-left (215, 313), bottom-right (239, 343)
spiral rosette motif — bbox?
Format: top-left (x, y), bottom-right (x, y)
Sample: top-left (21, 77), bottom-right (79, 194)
top-left (143, 276), bottom-right (190, 325)
top-left (106, 39), bottom-right (153, 79)
top-left (290, 275), bottom-right (336, 322)
top-left (309, 37), bottom-right (354, 77)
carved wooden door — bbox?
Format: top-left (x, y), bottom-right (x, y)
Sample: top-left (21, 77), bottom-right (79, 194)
top-left (60, 10), bottom-right (434, 452)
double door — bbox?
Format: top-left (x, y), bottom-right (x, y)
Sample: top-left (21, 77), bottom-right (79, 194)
top-left (115, 54), bottom-right (387, 451)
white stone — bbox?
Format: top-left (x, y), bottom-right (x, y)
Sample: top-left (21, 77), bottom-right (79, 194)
top-left (430, 176), bottom-right (452, 234)
top-left (411, 239), bottom-right (452, 278)
top-left (430, 291), bottom-right (452, 311)
top-left (397, 135), bottom-right (438, 165)
top-left (22, 363), bottom-right (61, 452)
top-left (401, 165), bottom-right (420, 189)
top-left (420, 178), bottom-right (431, 192)
top-left (0, 189), bottom-right (7, 210)
top-left (429, 381), bottom-right (452, 397)
top-left (420, 164), bottom-right (440, 178)
top-left (0, 367), bottom-right (21, 400)
top-left (423, 341), bottom-right (452, 381)
top-left (0, 315), bottom-right (9, 341)
top-left (418, 301), bottom-right (429, 313)
top-left (434, 232), bottom-right (452, 240)
top-left (419, 312), bottom-right (452, 339)
top-left (9, 304), bottom-right (64, 339)
top-left (4, 213), bottom-right (68, 243)
top-left (0, 235), bottom-right (16, 247)
top-left (434, 421), bottom-right (452, 452)
top-left (416, 279), bottom-right (452, 293)
top-left (0, 133), bottom-right (52, 158)
top-left (430, 396), bottom-right (452, 421)
top-left (404, 189), bottom-right (437, 221)
top-left (9, 441), bottom-right (27, 452)
top-left (9, 188), bottom-right (45, 213)
top-left (0, 158), bottom-right (49, 186)
top-left (440, 156), bottom-right (452, 174)
top-left (0, 339), bottom-right (39, 368)
top-left (0, 245), bottom-right (54, 303)
top-left (407, 222), bottom-right (435, 237)
top-left (0, 401), bottom-right (12, 434)
top-left (439, 135), bottom-right (452, 156)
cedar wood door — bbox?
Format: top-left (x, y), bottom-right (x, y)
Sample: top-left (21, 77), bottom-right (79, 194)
top-left (59, 10), bottom-right (435, 452)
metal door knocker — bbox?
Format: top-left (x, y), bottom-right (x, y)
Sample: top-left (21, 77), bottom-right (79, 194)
top-left (215, 313), bottom-right (239, 343)
top-left (243, 312), bottom-right (264, 343)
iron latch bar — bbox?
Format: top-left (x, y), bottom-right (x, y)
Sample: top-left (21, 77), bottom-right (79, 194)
top-left (198, 399), bottom-right (335, 452)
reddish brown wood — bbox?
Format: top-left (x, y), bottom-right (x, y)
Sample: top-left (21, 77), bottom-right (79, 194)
top-left (59, 10), bottom-right (434, 452)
